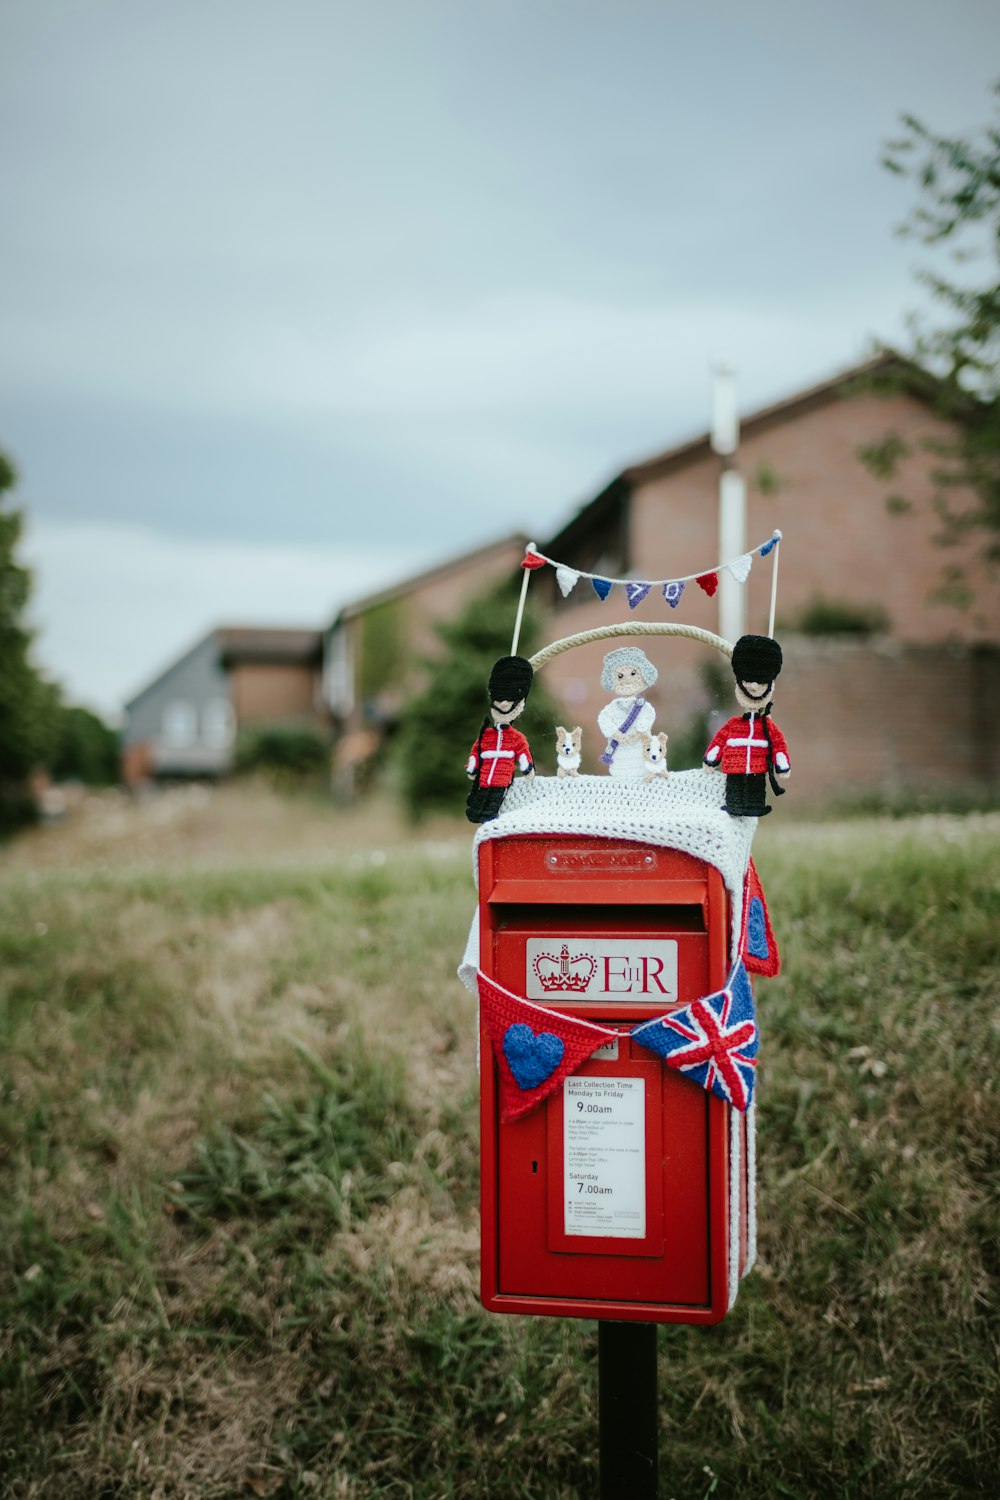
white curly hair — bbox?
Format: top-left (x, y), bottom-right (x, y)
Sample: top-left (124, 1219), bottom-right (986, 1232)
top-left (600, 646), bottom-right (658, 692)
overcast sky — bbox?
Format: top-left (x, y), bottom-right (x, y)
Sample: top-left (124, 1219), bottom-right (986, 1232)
top-left (3, 0), bottom-right (999, 716)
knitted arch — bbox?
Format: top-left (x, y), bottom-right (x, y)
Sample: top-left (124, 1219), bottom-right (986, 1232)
top-left (529, 621), bottom-right (734, 673)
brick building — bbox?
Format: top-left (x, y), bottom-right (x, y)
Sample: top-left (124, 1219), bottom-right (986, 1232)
top-left (531, 354), bottom-right (998, 798)
top-left (324, 533), bottom-right (527, 793)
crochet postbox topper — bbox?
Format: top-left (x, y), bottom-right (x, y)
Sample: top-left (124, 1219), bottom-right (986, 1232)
top-left (704, 634), bottom-right (791, 818)
top-left (465, 655), bottom-right (535, 824)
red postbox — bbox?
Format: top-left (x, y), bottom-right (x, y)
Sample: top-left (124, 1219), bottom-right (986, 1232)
top-left (474, 829), bottom-right (757, 1326)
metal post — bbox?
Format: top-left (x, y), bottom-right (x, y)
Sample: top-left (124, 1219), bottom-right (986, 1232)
top-left (712, 360), bottom-right (746, 645)
top-left (599, 1321), bottom-right (658, 1499)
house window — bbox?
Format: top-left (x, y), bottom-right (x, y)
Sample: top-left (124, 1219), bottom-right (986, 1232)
top-left (325, 624), bottom-right (355, 716)
top-left (162, 701), bottom-right (197, 748)
top-left (203, 698), bottom-right (235, 748)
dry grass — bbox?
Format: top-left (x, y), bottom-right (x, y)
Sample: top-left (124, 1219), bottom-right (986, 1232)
top-left (0, 784), bottom-right (998, 1497)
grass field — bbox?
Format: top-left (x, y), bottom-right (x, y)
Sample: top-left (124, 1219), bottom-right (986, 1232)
top-left (1, 784), bottom-right (998, 1498)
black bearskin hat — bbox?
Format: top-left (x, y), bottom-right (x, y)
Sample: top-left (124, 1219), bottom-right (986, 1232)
top-left (731, 634), bottom-right (782, 686)
top-left (488, 654), bottom-right (534, 704)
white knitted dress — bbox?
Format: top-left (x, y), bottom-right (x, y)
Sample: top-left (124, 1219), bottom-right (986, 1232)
top-left (596, 696), bottom-right (656, 778)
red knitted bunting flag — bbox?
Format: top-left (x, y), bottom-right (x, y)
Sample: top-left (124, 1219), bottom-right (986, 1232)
top-left (477, 973), bottom-right (617, 1122)
top-left (521, 550), bottom-right (547, 570)
top-left (695, 571), bottom-right (719, 597)
top-left (740, 857), bottom-right (780, 977)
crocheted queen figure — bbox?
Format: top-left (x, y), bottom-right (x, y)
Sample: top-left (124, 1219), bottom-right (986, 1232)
top-left (465, 655), bottom-right (535, 824)
top-left (704, 634), bottom-right (791, 817)
top-left (597, 646), bottom-right (660, 780)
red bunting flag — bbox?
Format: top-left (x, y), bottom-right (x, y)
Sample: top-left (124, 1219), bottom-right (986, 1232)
top-left (695, 571), bottom-right (719, 597)
top-left (739, 857), bottom-right (780, 977)
top-left (477, 972), bottom-right (617, 1122)
top-left (521, 550), bottom-right (547, 570)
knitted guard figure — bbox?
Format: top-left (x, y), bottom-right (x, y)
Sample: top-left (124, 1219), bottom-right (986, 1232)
top-left (597, 647), bottom-right (660, 779)
top-left (704, 634), bottom-right (790, 817)
top-left (465, 655), bottom-right (535, 824)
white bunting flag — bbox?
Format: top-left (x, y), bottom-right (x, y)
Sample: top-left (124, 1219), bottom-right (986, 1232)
top-left (727, 553), bottom-right (754, 584)
top-left (556, 565), bottom-right (580, 598)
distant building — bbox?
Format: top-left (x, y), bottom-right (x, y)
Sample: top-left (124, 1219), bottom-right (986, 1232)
top-left (122, 626), bottom-right (324, 783)
top-left (324, 532), bottom-right (527, 794)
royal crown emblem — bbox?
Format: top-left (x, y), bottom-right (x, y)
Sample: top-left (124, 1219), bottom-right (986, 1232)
top-left (532, 945), bottom-right (597, 993)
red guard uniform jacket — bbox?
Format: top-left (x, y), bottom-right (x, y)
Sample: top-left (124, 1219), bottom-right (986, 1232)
top-left (467, 725), bottom-right (533, 789)
top-left (704, 712), bottom-right (790, 777)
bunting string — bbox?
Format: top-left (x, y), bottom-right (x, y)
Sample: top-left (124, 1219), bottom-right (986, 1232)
top-left (519, 529), bottom-right (782, 610)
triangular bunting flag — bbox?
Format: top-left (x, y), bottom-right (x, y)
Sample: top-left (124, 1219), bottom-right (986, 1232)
top-left (631, 962), bottom-right (759, 1111)
top-left (625, 581), bottom-right (651, 609)
top-left (478, 973), bottom-right (617, 1121)
top-left (592, 577), bottom-right (613, 601)
top-left (740, 857), bottom-right (780, 977)
top-left (521, 550), bottom-right (547, 570)
top-left (695, 571), bottom-right (719, 598)
top-left (663, 580), bottom-right (686, 609)
top-left (726, 553), bottom-right (753, 584)
top-left (556, 565), bottom-right (580, 598)
top-left (759, 537), bottom-right (778, 557)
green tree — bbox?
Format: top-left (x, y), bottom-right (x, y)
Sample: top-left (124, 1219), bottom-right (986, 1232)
top-left (0, 453), bottom-right (60, 823)
top-left (864, 85), bottom-right (1000, 601)
top-left (396, 577), bottom-right (556, 820)
top-left (49, 704), bottom-right (120, 785)
top-left (0, 454), bottom-right (119, 825)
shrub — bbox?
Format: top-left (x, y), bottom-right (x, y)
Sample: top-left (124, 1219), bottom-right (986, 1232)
top-left (792, 595), bottom-right (890, 635)
top-left (234, 724), bottom-right (330, 785)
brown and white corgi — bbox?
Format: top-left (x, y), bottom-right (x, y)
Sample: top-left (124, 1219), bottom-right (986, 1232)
top-left (640, 731), bottom-right (668, 782)
top-left (555, 725), bottom-right (583, 777)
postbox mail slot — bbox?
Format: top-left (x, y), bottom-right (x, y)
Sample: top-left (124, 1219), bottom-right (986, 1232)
top-left (488, 878), bottom-right (709, 909)
top-left (492, 902), bottom-right (705, 930)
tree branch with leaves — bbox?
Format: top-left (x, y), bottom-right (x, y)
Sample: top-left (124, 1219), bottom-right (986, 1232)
top-left (862, 84), bottom-right (1000, 597)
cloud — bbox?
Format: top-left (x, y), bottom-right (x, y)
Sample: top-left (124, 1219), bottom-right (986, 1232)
top-left (21, 518), bottom-right (434, 719)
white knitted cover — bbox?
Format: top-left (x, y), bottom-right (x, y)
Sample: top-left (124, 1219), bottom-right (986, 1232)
top-left (457, 768), bottom-right (756, 994)
top-left (457, 767), bottom-right (760, 1308)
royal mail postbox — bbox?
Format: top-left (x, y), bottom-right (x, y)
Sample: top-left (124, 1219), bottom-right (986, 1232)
top-left (477, 834), bottom-right (755, 1325)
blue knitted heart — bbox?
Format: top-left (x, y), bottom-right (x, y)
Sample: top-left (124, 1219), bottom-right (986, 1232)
top-left (502, 1024), bottom-right (565, 1091)
top-left (747, 896), bottom-right (769, 959)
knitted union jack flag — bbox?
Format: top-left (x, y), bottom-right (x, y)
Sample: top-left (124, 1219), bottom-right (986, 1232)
top-left (631, 961), bottom-right (759, 1111)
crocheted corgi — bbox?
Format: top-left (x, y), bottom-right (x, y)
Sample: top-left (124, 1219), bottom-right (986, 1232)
top-left (641, 731), bottom-right (669, 782)
top-left (555, 725), bottom-right (583, 777)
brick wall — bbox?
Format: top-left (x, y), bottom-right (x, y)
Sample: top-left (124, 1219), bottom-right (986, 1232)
top-left (231, 663), bottom-right (320, 723)
top-left (535, 633), bottom-right (999, 800)
top-left (777, 637), bottom-right (1000, 797)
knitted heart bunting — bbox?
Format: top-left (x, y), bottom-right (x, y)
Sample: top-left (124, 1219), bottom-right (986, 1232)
top-left (739, 857), bottom-right (780, 977)
top-left (478, 973), bottom-right (616, 1121)
top-left (502, 1025), bottom-right (564, 1089)
top-left (696, 571), bottom-right (719, 597)
top-left (625, 581), bottom-right (651, 609)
